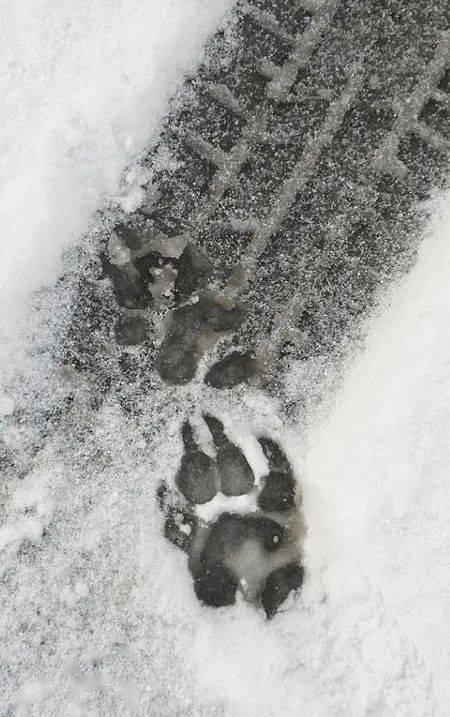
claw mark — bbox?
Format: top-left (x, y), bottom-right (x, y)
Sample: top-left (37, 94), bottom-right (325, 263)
top-left (257, 437), bottom-right (297, 512)
top-left (203, 415), bottom-right (255, 496)
top-left (175, 422), bottom-right (218, 504)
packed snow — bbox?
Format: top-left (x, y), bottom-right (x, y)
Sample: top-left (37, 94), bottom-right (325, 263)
top-left (1, 1), bottom-right (450, 715)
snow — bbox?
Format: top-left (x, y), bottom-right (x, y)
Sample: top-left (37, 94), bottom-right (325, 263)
top-left (2, 192), bottom-right (449, 715)
top-left (195, 491), bottom-right (258, 523)
top-left (0, 0), bottom-right (234, 379)
top-left (1, 0), bottom-right (450, 713)
top-left (305, 191), bottom-right (450, 711)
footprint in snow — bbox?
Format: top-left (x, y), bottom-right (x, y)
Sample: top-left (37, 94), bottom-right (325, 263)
top-left (158, 415), bottom-right (305, 619)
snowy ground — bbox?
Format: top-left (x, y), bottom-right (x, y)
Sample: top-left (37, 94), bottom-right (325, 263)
top-left (1, 1), bottom-right (450, 715)
top-left (0, 0), bottom-right (234, 383)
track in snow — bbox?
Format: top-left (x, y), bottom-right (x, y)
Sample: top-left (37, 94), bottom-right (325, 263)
top-left (65, 0), bottom-right (449, 404)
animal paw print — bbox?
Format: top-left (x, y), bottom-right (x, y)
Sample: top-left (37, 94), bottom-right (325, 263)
top-left (102, 226), bottom-right (257, 388)
top-left (158, 415), bottom-right (305, 618)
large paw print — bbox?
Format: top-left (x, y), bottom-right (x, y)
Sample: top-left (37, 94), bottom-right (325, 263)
top-left (158, 416), bottom-right (305, 619)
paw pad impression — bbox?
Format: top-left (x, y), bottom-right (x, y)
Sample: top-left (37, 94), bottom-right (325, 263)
top-left (159, 415), bottom-right (304, 619)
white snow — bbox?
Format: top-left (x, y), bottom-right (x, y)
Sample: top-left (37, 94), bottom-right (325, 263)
top-left (305, 191), bottom-right (450, 712)
top-left (0, 0), bottom-right (234, 380)
top-left (1, 0), bottom-right (450, 713)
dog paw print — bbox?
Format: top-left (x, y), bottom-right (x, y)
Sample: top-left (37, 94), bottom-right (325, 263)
top-left (158, 415), bottom-right (305, 619)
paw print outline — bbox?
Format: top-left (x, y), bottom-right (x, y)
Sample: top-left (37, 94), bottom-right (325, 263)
top-left (158, 415), bottom-right (305, 619)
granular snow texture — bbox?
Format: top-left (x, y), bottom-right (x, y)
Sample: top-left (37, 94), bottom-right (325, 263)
top-left (1, 1), bottom-right (450, 715)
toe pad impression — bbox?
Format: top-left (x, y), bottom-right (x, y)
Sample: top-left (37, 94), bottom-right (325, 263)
top-left (194, 560), bottom-right (238, 607)
top-left (258, 471), bottom-right (296, 512)
top-left (261, 563), bottom-right (304, 619)
top-left (175, 422), bottom-right (218, 504)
